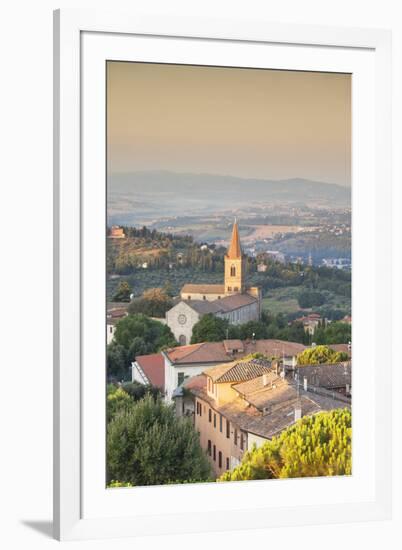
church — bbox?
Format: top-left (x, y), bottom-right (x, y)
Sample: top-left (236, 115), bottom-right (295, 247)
top-left (166, 221), bottom-right (262, 345)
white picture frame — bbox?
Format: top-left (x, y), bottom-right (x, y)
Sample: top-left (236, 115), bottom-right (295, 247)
top-left (53, 8), bottom-right (392, 541)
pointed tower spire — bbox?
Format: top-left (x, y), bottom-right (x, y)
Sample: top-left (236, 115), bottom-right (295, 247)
top-left (227, 219), bottom-right (242, 259)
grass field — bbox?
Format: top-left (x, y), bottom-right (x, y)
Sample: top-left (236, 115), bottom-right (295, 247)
top-left (262, 287), bottom-right (302, 315)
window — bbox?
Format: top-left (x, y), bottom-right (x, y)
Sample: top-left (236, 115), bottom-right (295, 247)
top-left (178, 372), bottom-right (185, 386)
top-left (226, 419), bottom-right (230, 439)
top-left (240, 432), bottom-right (244, 451)
top-left (178, 334), bottom-right (186, 345)
top-left (109, 326), bottom-right (113, 333)
top-left (187, 296), bottom-right (191, 300)
top-left (234, 428), bottom-right (238, 446)
top-left (227, 286), bottom-right (232, 292)
top-left (219, 414), bottom-right (223, 432)
top-left (213, 445), bottom-right (216, 461)
top-left (213, 413), bottom-right (216, 428)
top-left (208, 409), bottom-right (212, 422)
top-left (230, 265), bottom-right (236, 277)
top-left (207, 440), bottom-right (211, 456)
top-left (218, 451), bottom-right (222, 468)
top-left (226, 457), bottom-right (230, 470)
top-left (234, 287), bottom-right (238, 292)
top-left (203, 295), bottom-right (206, 300)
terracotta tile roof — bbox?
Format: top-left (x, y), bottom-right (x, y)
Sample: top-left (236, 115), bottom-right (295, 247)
top-left (134, 353), bottom-right (165, 390)
top-left (164, 343), bottom-right (205, 363)
top-left (189, 374), bottom-right (349, 440)
top-left (184, 300), bottom-right (224, 314)
top-left (232, 371), bottom-right (281, 397)
top-left (295, 361), bottom-right (351, 389)
top-left (181, 284), bottom-right (225, 295)
top-left (217, 293), bottom-right (257, 311)
top-left (244, 339), bottom-right (306, 358)
top-left (164, 339), bottom-right (306, 365)
top-left (179, 293), bottom-right (257, 316)
top-left (223, 339), bottom-right (244, 353)
top-left (205, 358), bottom-right (271, 383)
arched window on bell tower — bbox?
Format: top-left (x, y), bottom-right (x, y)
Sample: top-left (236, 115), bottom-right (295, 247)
top-left (230, 265), bottom-right (236, 277)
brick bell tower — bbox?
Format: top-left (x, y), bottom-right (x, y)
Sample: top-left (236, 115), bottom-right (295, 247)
top-left (224, 219), bottom-right (245, 294)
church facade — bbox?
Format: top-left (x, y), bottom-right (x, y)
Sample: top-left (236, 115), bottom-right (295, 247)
top-left (166, 221), bottom-right (262, 345)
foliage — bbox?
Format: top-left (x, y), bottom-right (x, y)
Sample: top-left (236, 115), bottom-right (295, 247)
top-left (107, 385), bottom-right (133, 422)
top-left (128, 287), bottom-right (173, 318)
top-left (297, 345), bottom-right (349, 365)
top-left (107, 343), bottom-right (129, 381)
top-left (107, 480), bottom-right (133, 488)
top-left (112, 280), bottom-right (132, 302)
top-left (113, 314), bottom-right (177, 352)
top-left (121, 381), bottom-right (161, 402)
top-left (106, 382), bottom-right (161, 422)
top-left (298, 289), bottom-right (326, 308)
top-left (219, 409), bottom-right (351, 481)
top-left (190, 314), bottom-right (229, 344)
top-left (313, 321), bottom-right (351, 345)
top-left (107, 394), bottom-right (212, 486)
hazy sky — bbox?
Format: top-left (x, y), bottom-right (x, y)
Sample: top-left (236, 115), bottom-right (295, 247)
top-left (107, 62), bottom-right (351, 186)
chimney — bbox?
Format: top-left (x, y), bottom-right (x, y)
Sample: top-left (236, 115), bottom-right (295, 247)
top-left (303, 377), bottom-right (308, 391)
top-left (262, 373), bottom-right (270, 386)
top-left (294, 400), bottom-right (302, 421)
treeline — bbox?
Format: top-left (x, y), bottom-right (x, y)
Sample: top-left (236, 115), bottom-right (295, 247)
top-left (190, 313), bottom-right (351, 347)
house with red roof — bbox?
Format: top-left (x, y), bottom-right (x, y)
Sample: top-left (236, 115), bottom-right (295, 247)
top-left (131, 353), bottom-right (165, 391)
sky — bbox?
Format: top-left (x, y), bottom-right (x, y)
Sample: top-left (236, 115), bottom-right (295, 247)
top-left (107, 62), bottom-right (351, 187)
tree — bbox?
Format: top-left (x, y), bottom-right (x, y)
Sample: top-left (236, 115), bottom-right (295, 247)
top-left (107, 395), bottom-right (212, 485)
top-left (107, 343), bottom-right (129, 381)
top-left (297, 345), bottom-right (349, 365)
top-left (298, 289), bottom-right (326, 308)
top-left (106, 385), bottom-right (133, 422)
top-left (190, 314), bottom-right (229, 344)
top-left (219, 409), bottom-right (351, 481)
top-left (314, 321), bottom-right (351, 345)
top-left (113, 314), bottom-right (177, 352)
top-left (112, 280), bottom-right (132, 302)
top-left (128, 287), bottom-right (173, 318)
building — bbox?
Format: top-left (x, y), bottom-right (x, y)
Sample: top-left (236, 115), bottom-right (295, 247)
top-left (184, 358), bottom-right (351, 478)
top-left (295, 313), bottom-right (324, 335)
top-left (131, 353), bottom-right (165, 391)
top-left (106, 302), bottom-right (129, 344)
top-left (166, 220), bottom-right (262, 345)
top-left (293, 361), bottom-right (352, 396)
top-left (108, 225), bottom-right (125, 239)
top-left (161, 338), bottom-right (306, 402)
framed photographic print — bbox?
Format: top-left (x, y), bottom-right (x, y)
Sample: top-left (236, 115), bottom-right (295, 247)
top-left (54, 9), bottom-right (392, 541)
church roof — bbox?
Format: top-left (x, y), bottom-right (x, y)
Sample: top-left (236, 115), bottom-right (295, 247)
top-left (183, 293), bottom-right (257, 315)
top-left (181, 283), bottom-right (225, 295)
top-left (226, 220), bottom-right (242, 259)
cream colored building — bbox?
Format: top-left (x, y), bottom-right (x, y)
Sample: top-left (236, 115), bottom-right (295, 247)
top-left (162, 338), bottom-right (306, 402)
top-left (166, 220), bottom-right (262, 345)
top-left (186, 358), bottom-right (351, 478)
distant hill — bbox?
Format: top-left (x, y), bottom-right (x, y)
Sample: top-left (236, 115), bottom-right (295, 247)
top-left (107, 170), bottom-right (351, 225)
